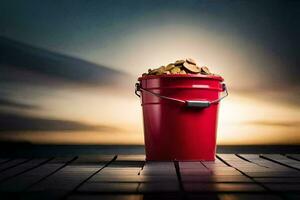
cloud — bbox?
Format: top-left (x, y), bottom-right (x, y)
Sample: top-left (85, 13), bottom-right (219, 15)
top-left (0, 98), bottom-right (40, 110)
top-left (0, 112), bottom-right (119, 132)
top-left (245, 120), bottom-right (300, 128)
top-left (230, 85), bottom-right (300, 107)
top-left (0, 36), bottom-right (132, 87)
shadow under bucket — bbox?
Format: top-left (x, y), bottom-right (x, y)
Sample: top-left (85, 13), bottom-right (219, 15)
top-left (135, 74), bottom-right (228, 161)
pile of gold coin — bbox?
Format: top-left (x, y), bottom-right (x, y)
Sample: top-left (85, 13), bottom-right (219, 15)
top-left (143, 58), bottom-right (213, 76)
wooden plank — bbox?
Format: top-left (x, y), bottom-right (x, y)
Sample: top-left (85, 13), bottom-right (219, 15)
top-left (0, 157), bottom-right (76, 192)
top-left (90, 174), bottom-right (176, 183)
top-left (69, 194), bottom-right (183, 200)
top-left (89, 165), bottom-right (141, 183)
top-left (179, 158), bottom-right (255, 191)
top-left (116, 155), bottom-right (145, 161)
top-left (202, 158), bottom-right (242, 176)
top-left (244, 171), bottom-right (300, 178)
top-left (188, 194), bottom-right (219, 200)
top-left (262, 154), bottom-right (299, 163)
top-left (26, 155), bottom-right (114, 199)
top-left (183, 182), bottom-right (265, 192)
top-left (140, 162), bottom-right (177, 175)
top-left (179, 162), bottom-right (207, 170)
top-left (218, 194), bottom-right (282, 200)
top-left (76, 155), bottom-right (142, 193)
top-left (286, 154), bottom-right (300, 161)
top-left (103, 155), bottom-right (145, 172)
top-left (181, 175), bottom-right (252, 183)
top-left (202, 159), bottom-right (235, 169)
top-left (110, 161), bottom-right (144, 168)
top-left (254, 177), bottom-right (300, 183)
top-left (264, 183), bottom-right (300, 191)
top-left (179, 162), bottom-right (211, 176)
top-left (87, 156), bottom-right (144, 185)
top-left (80, 159), bottom-right (179, 193)
top-left (238, 154), bottom-right (300, 177)
top-left (142, 194), bottom-right (183, 200)
top-left (137, 182), bottom-right (180, 193)
top-left (1, 154), bottom-right (299, 198)
top-left (239, 154), bottom-right (292, 169)
top-left (72, 155), bottom-right (113, 164)
top-left (0, 159), bottom-right (10, 164)
top-left (49, 157), bottom-right (78, 164)
top-left (78, 182), bottom-right (139, 193)
top-left (0, 158), bottom-right (29, 172)
top-left (137, 161), bottom-right (179, 191)
top-left (89, 169), bottom-right (141, 182)
top-left (0, 158), bottom-right (50, 182)
top-left (27, 166), bottom-right (100, 191)
top-left (218, 154), bottom-right (268, 173)
top-left (67, 194), bottom-right (143, 200)
top-left (261, 154), bottom-right (300, 170)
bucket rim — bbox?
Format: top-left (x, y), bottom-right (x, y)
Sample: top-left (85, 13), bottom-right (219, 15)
top-left (138, 74), bottom-right (224, 81)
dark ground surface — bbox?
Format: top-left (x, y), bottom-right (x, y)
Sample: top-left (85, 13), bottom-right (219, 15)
top-left (0, 145), bottom-right (300, 199)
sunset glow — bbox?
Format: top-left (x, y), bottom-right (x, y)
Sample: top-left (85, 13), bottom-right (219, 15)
top-left (0, 0), bottom-right (299, 145)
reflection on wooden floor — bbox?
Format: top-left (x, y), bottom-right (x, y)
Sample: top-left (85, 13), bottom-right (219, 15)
top-left (0, 154), bottom-right (300, 199)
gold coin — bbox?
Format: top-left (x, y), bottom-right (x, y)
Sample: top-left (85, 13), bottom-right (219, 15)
top-left (144, 60), bottom-right (212, 76)
top-left (183, 62), bottom-right (201, 73)
top-left (201, 66), bottom-right (210, 75)
top-left (149, 68), bottom-right (158, 75)
top-left (186, 58), bottom-right (196, 65)
top-left (176, 64), bottom-right (183, 68)
top-left (157, 68), bottom-right (165, 75)
top-left (179, 69), bottom-right (187, 74)
top-left (158, 66), bottom-right (165, 70)
top-left (165, 63), bottom-right (175, 71)
top-left (174, 60), bottom-right (185, 65)
top-left (170, 67), bottom-right (181, 74)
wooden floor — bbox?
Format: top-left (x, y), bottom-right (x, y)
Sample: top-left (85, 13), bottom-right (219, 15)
top-left (0, 154), bottom-right (299, 200)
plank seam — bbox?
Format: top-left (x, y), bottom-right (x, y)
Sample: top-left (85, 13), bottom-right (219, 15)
top-left (62, 155), bottom-right (118, 200)
top-left (0, 157), bottom-right (54, 183)
top-left (260, 155), bottom-right (300, 171)
top-left (285, 155), bottom-right (300, 163)
top-left (137, 160), bottom-right (145, 175)
top-left (0, 158), bottom-right (14, 165)
top-left (24, 156), bottom-right (78, 191)
top-left (174, 161), bottom-right (188, 200)
top-left (0, 158), bottom-right (33, 173)
top-left (217, 155), bottom-right (291, 200)
top-left (216, 155), bottom-right (272, 192)
top-left (236, 154), bottom-right (269, 168)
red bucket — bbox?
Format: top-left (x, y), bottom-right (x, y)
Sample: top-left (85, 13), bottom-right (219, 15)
top-left (135, 74), bottom-right (227, 161)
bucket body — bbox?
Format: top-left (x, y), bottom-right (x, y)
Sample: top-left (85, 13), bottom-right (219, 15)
top-left (137, 74), bottom-right (225, 161)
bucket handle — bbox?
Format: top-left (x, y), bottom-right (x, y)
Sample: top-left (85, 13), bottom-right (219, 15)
top-left (135, 82), bottom-right (228, 108)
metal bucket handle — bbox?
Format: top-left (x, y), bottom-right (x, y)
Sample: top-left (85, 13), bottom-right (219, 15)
top-left (135, 82), bottom-right (228, 108)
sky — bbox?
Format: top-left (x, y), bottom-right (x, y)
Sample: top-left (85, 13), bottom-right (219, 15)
top-left (0, 0), bottom-right (299, 145)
